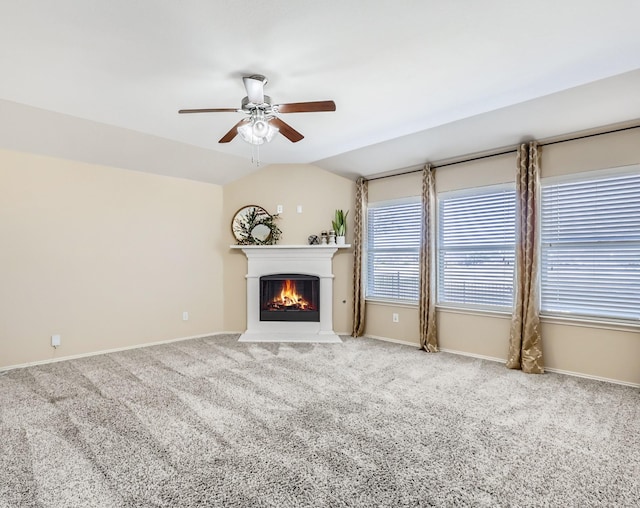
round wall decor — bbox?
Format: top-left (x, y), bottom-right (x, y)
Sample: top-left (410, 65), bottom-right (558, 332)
top-left (231, 205), bottom-right (281, 245)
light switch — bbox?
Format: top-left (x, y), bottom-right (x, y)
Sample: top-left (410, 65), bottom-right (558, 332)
top-left (296, 205), bottom-right (303, 213)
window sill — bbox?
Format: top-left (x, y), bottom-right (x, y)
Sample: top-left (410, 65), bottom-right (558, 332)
top-left (365, 301), bottom-right (514, 317)
top-left (540, 314), bottom-right (640, 333)
top-left (365, 298), bottom-right (418, 309)
top-left (435, 304), bottom-right (512, 319)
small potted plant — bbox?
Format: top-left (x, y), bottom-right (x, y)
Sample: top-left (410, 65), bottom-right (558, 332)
top-left (332, 209), bottom-right (348, 245)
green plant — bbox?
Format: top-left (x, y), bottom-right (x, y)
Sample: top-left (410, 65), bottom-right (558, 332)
top-left (332, 209), bottom-right (349, 236)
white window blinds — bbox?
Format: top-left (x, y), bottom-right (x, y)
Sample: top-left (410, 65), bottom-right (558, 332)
top-left (437, 185), bottom-right (515, 309)
top-left (366, 199), bottom-right (421, 302)
top-left (540, 168), bottom-right (640, 322)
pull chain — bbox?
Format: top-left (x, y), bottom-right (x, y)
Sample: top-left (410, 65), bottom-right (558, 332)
top-left (251, 143), bottom-right (261, 167)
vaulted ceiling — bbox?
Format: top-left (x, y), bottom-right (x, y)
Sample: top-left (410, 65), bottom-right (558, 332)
top-left (1, 1), bottom-right (640, 184)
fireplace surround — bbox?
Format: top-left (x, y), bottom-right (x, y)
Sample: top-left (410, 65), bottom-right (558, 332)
top-left (232, 245), bottom-right (348, 342)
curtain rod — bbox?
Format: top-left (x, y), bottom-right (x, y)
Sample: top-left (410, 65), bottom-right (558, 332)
top-left (366, 123), bottom-right (640, 182)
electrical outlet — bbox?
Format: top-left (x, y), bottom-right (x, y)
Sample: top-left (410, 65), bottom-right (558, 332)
top-left (182, 311), bottom-right (189, 321)
top-left (51, 334), bottom-right (61, 348)
top-left (276, 204), bottom-right (283, 214)
top-left (392, 313), bottom-right (399, 323)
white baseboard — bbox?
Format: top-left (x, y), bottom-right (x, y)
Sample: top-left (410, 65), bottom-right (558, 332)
top-left (367, 337), bottom-right (640, 389)
top-left (543, 366), bottom-right (639, 388)
top-left (366, 334), bottom-right (420, 348)
top-left (0, 331), bottom-right (227, 373)
top-left (438, 347), bottom-right (505, 364)
top-left (439, 348), bottom-right (639, 388)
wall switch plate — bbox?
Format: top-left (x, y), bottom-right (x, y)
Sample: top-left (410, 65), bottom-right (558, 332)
top-left (392, 313), bottom-right (399, 323)
top-left (182, 311), bottom-right (189, 321)
top-left (296, 205), bottom-right (303, 213)
top-left (51, 334), bottom-right (61, 347)
top-left (276, 204), bottom-right (283, 214)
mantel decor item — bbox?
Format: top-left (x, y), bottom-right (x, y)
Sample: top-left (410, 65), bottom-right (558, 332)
top-left (232, 205), bottom-right (282, 245)
top-left (332, 209), bottom-right (349, 245)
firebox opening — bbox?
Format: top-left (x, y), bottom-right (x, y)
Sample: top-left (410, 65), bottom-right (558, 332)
top-left (260, 274), bottom-right (320, 322)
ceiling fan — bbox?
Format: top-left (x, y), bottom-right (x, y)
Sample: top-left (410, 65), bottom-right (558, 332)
top-left (179, 74), bottom-right (336, 145)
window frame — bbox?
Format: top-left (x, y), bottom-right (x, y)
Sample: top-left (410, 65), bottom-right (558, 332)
top-left (539, 164), bottom-right (640, 327)
top-left (364, 196), bottom-right (422, 305)
top-left (436, 183), bottom-right (516, 313)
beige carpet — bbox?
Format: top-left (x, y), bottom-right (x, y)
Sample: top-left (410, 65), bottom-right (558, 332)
top-left (0, 334), bottom-right (638, 507)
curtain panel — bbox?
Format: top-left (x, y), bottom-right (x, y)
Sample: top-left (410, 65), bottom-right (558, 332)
top-left (351, 177), bottom-right (368, 337)
top-left (507, 142), bottom-right (544, 373)
top-left (419, 165), bottom-right (438, 352)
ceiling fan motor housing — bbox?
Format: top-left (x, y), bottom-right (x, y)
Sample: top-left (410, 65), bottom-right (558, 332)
top-left (242, 95), bottom-right (272, 111)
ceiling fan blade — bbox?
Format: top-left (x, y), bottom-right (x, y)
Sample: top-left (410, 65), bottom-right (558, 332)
top-left (275, 100), bottom-right (336, 113)
top-left (270, 117), bottom-right (304, 143)
top-left (179, 108), bottom-right (238, 114)
top-left (219, 119), bottom-right (247, 143)
top-left (243, 75), bottom-right (266, 104)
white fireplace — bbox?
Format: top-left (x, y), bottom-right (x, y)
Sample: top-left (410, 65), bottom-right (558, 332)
top-left (231, 245), bottom-right (348, 342)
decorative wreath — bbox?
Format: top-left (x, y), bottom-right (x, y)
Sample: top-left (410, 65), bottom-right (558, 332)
top-left (231, 205), bottom-right (282, 245)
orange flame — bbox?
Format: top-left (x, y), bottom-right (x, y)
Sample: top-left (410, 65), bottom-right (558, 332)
top-left (278, 279), bottom-right (309, 309)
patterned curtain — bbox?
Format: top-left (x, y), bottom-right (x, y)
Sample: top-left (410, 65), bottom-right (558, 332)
top-left (351, 177), bottom-right (368, 337)
top-left (419, 165), bottom-right (438, 352)
top-left (507, 142), bottom-right (544, 373)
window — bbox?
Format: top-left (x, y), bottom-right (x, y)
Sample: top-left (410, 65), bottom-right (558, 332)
top-left (437, 185), bottom-right (515, 309)
top-left (540, 167), bottom-right (640, 322)
top-left (366, 198), bottom-right (421, 302)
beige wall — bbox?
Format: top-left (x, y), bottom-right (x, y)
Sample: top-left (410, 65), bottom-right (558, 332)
top-left (2, 129), bottom-right (638, 385)
top-left (365, 129), bottom-right (640, 385)
top-left (541, 128), bottom-right (640, 177)
top-left (538, 129), bottom-right (640, 384)
top-left (223, 164), bottom-right (356, 334)
top-left (0, 149), bottom-right (224, 368)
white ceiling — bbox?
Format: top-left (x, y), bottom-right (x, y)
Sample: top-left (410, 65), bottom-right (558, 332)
top-left (1, 0), bottom-right (640, 184)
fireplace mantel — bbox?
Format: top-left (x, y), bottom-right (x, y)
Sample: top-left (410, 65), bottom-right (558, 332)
top-left (232, 244), bottom-right (350, 342)
top-left (230, 244), bottom-right (351, 252)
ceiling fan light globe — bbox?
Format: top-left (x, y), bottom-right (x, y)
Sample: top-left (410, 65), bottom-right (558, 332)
top-left (243, 133), bottom-right (266, 145)
top-left (238, 118), bottom-right (279, 145)
top-left (237, 122), bottom-right (261, 145)
top-left (264, 125), bottom-right (279, 143)
top-left (253, 119), bottom-right (269, 138)
top-left (237, 122), bottom-right (251, 137)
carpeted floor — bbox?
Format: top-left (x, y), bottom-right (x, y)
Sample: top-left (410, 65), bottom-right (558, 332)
top-left (0, 334), bottom-right (638, 507)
